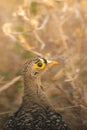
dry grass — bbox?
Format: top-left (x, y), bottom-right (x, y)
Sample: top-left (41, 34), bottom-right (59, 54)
top-left (0, 0), bottom-right (87, 129)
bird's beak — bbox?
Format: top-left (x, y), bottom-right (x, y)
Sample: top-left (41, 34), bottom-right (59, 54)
top-left (47, 60), bottom-right (58, 67)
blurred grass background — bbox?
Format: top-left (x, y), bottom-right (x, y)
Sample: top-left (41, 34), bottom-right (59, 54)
top-left (0, 0), bottom-right (87, 130)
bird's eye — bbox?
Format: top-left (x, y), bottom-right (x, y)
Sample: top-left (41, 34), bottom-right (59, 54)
top-left (37, 62), bottom-right (43, 67)
top-left (35, 62), bottom-right (45, 70)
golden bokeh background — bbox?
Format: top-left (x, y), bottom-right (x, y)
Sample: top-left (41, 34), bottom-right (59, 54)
top-left (0, 0), bottom-right (87, 130)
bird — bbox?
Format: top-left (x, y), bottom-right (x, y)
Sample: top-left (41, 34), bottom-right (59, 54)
top-left (4, 56), bottom-right (70, 130)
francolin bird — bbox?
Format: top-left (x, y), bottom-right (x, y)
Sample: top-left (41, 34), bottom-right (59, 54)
top-left (4, 57), bottom-right (70, 130)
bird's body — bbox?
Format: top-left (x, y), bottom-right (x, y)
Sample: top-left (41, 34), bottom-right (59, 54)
top-left (4, 57), bottom-right (70, 130)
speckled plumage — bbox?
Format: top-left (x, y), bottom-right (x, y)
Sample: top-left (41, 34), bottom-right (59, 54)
top-left (4, 57), bottom-right (70, 130)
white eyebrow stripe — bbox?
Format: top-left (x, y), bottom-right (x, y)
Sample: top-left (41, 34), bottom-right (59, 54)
top-left (39, 58), bottom-right (44, 62)
top-left (47, 60), bottom-right (52, 63)
top-left (39, 58), bottom-right (52, 63)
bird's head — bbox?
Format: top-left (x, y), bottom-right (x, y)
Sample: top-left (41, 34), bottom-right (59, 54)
top-left (23, 57), bottom-right (58, 79)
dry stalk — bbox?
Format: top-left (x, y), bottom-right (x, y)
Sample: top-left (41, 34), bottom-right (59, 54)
top-left (0, 76), bottom-right (21, 93)
top-left (55, 84), bottom-right (73, 105)
top-left (56, 105), bottom-right (79, 111)
top-left (34, 31), bottom-right (45, 50)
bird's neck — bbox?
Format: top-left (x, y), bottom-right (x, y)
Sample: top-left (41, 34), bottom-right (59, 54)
top-left (23, 74), bottom-right (51, 109)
